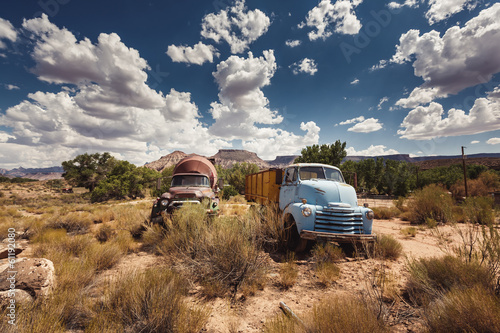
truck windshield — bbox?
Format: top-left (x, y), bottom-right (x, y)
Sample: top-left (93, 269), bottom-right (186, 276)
top-left (299, 166), bottom-right (344, 182)
top-left (171, 175), bottom-right (210, 187)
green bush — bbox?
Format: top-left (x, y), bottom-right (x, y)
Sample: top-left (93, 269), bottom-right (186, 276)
top-left (462, 196), bottom-right (495, 225)
top-left (222, 184), bottom-right (239, 200)
top-left (407, 184), bottom-right (453, 224)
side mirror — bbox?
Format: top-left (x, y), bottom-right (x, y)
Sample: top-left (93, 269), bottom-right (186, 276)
top-left (218, 179), bottom-right (224, 189)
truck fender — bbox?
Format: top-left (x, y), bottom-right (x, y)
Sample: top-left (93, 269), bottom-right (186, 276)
top-left (282, 203), bottom-right (315, 234)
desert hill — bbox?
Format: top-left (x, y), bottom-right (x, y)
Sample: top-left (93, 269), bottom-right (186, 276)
top-left (143, 151), bottom-right (188, 172)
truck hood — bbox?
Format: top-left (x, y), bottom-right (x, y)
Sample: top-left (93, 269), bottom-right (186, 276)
top-left (299, 180), bottom-right (357, 207)
top-left (167, 187), bottom-right (215, 199)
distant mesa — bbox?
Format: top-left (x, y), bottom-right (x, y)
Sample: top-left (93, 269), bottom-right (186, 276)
top-left (2, 151), bottom-right (500, 180)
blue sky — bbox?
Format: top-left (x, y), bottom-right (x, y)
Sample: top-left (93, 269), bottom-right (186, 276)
top-left (0, 0), bottom-right (499, 168)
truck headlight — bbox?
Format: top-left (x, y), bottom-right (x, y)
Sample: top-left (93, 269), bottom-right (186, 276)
top-left (366, 210), bottom-right (374, 220)
top-left (302, 206), bottom-right (312, 217)
top-left (161, 200), bottom-right (168, 206)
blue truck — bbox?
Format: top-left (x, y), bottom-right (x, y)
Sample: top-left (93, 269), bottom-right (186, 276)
top-left (245, 163), bottom-right (375, 251)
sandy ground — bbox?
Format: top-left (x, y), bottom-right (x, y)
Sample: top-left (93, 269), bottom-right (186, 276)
top-left (6, 191), bottom-right (484, 333)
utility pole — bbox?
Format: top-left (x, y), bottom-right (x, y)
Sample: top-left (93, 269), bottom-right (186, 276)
top-left (461, 146), bottom-right (468, 198)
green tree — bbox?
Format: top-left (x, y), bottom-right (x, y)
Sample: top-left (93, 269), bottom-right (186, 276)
top-left (225, 162), bottom-right (259, 194)
top-left (295, 141), bottom-right (347, 166)
top-left (91, 161), bottom-right (160, 202)
top-left (62, 152), bottom-right (117, 191)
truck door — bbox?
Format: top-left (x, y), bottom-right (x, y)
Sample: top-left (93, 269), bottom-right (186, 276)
top-left (280, 167), bottom-right (298, 211)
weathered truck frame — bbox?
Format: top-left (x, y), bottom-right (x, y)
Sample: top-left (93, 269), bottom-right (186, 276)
top-left (245, 163), bottom-right (375, 250)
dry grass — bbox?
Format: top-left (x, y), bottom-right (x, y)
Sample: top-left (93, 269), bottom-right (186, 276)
top-left (372, 207), bottom-right (399, 220)
top-left (279, 253), bottom-right (298, 289)
top-left (264, 296), bottom-right (387, 333)
top-left (311, 243), bottom-right (343, 286)
top-left (88, 268), bottom-right (209, 333)
top-left (400, 226), bottom-right (417, 238)
top-left (45, 211), bottom-right (93, 234)
top-left (156, 204), bottom-right (268, 298)
top-left (407, 255), bottom-right (495, 305)
top-left (374, 234), bottom-right (403, 260)
top-left (424, 285), bottom-right (500, 332)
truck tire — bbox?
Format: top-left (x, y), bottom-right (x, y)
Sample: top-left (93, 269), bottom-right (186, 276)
top-left (284, 215), bottom-right (307, 253)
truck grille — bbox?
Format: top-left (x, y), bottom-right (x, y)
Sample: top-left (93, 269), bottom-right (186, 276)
top-left (315, 208), bottom-right (363, 234)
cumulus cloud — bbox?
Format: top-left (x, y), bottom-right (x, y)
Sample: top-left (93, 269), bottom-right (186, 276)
top-left (388, 0), bottom-right (420, 10)
top-left (338, 116), bottom-right (383, 133)
top-left (348, 118), bottom-right (383, 133)
top-left (350, 78), bottom-right (359, 85)
top-left (201, 0), bottom-right (270, 54)
top-left (0, 15), bottom-right (231, 167)
top-left (377, 96), bottom-right (389, 110)
top-left (339, 116), bottom-right (365, 125)
top-left (470, 140), bottom-right (479, 144)
top-left (285, 39), bottom-right (301, 47)
top-left (346, 145), bottom-right (399, 156)
top-left (390, 4), bottom-right (500, 108)
top-left (300, 0), bottom-right (362, 40)
top-left (426, 0), bottom-right (476, 25)
top-left (290, 58), bottom-right (318, 75)
top-left (208, 50), bottom-right (320, 160)
top-left (166, 42), bottom-right (219, 65)
top-left (398, 90), bottom-right (500, 140)
top-left (0, 18), bottom-right (17, 49)
top-left (486, 138), bottom-right (500, 145)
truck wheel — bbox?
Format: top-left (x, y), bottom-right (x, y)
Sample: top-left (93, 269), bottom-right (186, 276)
top-left (284, 216), bottom-right (307, 253)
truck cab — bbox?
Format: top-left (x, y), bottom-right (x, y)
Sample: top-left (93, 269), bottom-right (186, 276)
top-left (245, 163), bottom-right (375, 251)
top-left (150, 155), bottom-right (220, 223)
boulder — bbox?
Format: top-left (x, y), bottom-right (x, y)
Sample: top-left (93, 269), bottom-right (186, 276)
top-left (0, 289), bottom-right (33, 308)
top-left (0, 258), bottom-right (56, 297)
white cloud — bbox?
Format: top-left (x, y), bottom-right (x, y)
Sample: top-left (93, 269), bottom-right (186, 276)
top-left (377, 96), bottom-right (389, 110)
top-left (346, 145), bottom-right (399, 156)
top-left (0, 132), bottom-right (14, 143)
top-left (388, 0), bottom-right (420, 9)
top-left (285, 39), bottom-right (301, 47)
top-left (290, 58), bottom-right (318, 75)
top-left (242, 121), bottom-right (320, 160)
top-left (391, 4), bottom-right (500, 108)
top-left (0, 15), bottom-right (231, 167)
top-left (470, 140), bottom-right (479, 144)
top-left (487, 138), bottom-right (500, 145)
top-left (350, 78), bottom-right (359, 85)
top-left (166, 42), bottom-right (219, 65)
top-left (348, 118), bottom-right (383, 133)
top-left (426, 0), bottom-right (476, 25)
top-left (398, 91), bottom-right (500, 140)
top-left (201, 0), bottom-right (270, 54)
top-left (339, 116), bottom-right (365, 125)
top-left (300, 0), bottom-right (363, 40)
top-left (0, 18), bottom-right (17, 49)
top-left (4, 84), bottom-right (19, 90)
top-left (370, 59), bottom-right (387, 71)
top-left (208, 50), bottom-right (320, 160)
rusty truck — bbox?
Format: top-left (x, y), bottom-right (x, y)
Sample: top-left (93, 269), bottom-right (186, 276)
top-left (150, 155), bottom-right (220, 223)
top-left (245, 163), bottom-right (375, 251)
